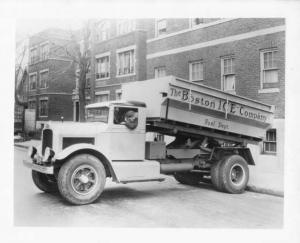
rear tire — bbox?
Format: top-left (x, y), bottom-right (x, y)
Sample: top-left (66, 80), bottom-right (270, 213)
top-left (174, 172), bottom-right (203, 185)
top-left (210, 159), bottom-right (224, 191)
top-left (32, 171), bottom-right (58, 193)
top-left (219, 155), bottom-right (249, 194)
top-left (57, 154), bottom-right (106, 205)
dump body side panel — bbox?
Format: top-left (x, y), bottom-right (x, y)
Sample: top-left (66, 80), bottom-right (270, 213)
top-left (122, 76), bottom-right (274, 141)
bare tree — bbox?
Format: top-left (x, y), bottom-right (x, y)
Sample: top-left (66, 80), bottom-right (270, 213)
top-left (15, 21), bottom-right (92, 124)
top-left (72, 22), bottom-right (91, 122)
top-left (15, 44), bottom-right (28, 107)
top-left (50, 21), bottom-right (92, 122)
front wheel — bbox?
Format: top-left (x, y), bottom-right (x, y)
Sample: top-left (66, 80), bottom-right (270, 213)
top-left (57, 154), bottom-right (106, 205)
top-left (32, 171), bottom-right (58, 193)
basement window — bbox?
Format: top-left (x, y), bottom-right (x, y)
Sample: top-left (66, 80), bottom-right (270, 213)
top-left (263, 129), bottom-right (277, 153)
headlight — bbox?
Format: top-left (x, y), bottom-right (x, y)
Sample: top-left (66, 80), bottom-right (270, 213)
top-left (28, 146), bottom-right (37, 158)
top-left (43, 147), bottom-right (55, 162)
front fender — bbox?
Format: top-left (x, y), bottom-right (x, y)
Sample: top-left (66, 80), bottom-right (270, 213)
top-left (54, 143), bottom-right (118, 182)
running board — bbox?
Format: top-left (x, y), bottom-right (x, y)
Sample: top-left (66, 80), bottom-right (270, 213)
top-left (120, 178), bottom-right (165, 184)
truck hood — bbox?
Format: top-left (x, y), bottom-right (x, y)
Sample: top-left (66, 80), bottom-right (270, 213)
top-left (46, 121), bottom-right (108, 136)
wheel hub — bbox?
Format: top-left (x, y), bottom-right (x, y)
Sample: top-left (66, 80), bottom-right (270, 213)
top-left (79, 174), bottom-right (89, 184)
top-left (71, 165), bottom-right (98, 195)
top-left (229, 164), bottom-right (245, 186)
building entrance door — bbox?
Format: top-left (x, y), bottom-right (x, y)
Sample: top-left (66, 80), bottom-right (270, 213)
top-left (75, 101), bottom-right (79, 122)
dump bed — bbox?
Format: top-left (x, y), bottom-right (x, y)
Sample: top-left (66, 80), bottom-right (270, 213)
top-left (121, 76), bottom-right (274, 141)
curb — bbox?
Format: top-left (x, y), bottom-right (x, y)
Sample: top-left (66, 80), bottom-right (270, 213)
top-left (246, 185), bottom-right (284, 198)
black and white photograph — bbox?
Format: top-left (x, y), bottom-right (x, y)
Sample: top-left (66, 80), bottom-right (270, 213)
top-left (2, 0), bottom-right (300, 243)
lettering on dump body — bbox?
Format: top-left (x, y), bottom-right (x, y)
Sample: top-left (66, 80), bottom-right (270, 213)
top-left (169, 86), bottom-right (268, 123)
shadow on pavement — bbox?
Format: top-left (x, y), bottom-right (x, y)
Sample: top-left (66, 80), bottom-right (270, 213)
top-left (29, 181), bottom-right (218, 206)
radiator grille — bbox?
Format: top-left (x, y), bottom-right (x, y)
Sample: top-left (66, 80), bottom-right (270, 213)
top-left (42, 129), bottom-right (53, 155)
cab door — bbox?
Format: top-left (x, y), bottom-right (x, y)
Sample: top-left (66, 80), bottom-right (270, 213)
top-left (104, 106), bottom-right (146, 161)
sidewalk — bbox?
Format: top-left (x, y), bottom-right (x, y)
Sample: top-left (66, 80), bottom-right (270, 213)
top-left (14, 139), bottom-right (41, 149)
top-left (247, 169), bottom-right (284, 197)
top-left (14, 139), bottom-right (284, 197)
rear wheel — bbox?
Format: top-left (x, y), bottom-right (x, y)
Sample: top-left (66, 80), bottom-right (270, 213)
top-left (219, 155), bottom-right (249, 194)
top-left (32, 171), bottom-right (58, 193)
top-left (174, 172), bottom-right (204, 185)
top-left (57, 154), bottom-right (106, 205)
top-left (210, 159), bottom-right (224, 191)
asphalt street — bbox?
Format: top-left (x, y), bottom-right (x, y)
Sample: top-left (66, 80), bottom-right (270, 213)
top-left (14, 147), bottom-right (283, 227)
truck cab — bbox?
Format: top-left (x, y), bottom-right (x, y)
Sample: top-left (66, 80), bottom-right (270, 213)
top-left (85, 101), bottom-right (147, 161)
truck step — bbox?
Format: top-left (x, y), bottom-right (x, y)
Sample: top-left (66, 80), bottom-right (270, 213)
top-left (120, 178), bottom-right (166, 184)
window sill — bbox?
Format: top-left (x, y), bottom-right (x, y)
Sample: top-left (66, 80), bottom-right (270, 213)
top-left (39, 116), bottom-right (48, 118)
top-left (116, 73), bottom-right (136, 78)
top-left (258, 88), bottom-right (280, 94)
top-left (95, 77), bottom-right (110, 81)
top-left (261, 152), bottom-right (277, 156)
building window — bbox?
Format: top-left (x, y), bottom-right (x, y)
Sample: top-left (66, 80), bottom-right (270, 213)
top-left (29, 73), bottom-right (37, 90)
top-left (189, 61), bottom-right (204, 82)
top-left (190, 18), bottom-right (204, 27)
top-left (96, 55), bottom-right (110, 79)
top-left (221, 57), bottom-right (235, 92)
top-left (260, 49), bottom-right (278, 88)
top-left (154, 66), bottom-right (166, 78)
top-left (39, 70), bottom-right (49, 89)
top-left (264, 129), bottom-right (276, 153)
top-left (86, 77), bottom-right (91, 89)
top-left (40, 43), bottom-right (49, 61)
top-left (117, 19), bottom-right (136, 36)
top-left (75, 68), bottom-right (80, 88)
top-left (39, 98), bottom-right (48, 117)
top-left (29, 47), bottom-right (38, 64)
top-left (28, 100), bottom-right (36, 109)
top-left (117, 48), bottom-right (135, 76)
top-left (156, 19), bottom-right (167, 37)
top-left (95, 92), bottom-right (110, 102)
top-left (96, 20), bottom-right (110, 42)
top-left (116, 89), bottom-right (122, 100)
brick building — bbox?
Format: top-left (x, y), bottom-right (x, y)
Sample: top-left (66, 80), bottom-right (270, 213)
top-left (85, 18), bottom-right (285, 170)
top-left (27, 28), bottom-right (76, 130)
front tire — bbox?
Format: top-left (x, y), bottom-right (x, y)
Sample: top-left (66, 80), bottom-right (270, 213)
top-left (57, 154), bottom-right (106, 205)
top-left (32, 171), bottom-right (58, 193)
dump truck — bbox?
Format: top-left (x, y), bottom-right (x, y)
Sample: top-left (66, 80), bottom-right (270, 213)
top-left (23, 76), bottom-right (274, 205)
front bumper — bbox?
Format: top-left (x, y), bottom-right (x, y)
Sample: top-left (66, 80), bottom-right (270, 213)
top-left (23, 159), bottom-right (54, 174)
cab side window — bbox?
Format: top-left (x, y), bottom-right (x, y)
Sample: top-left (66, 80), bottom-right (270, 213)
top-left (114, 107), bottom-right (138, 129)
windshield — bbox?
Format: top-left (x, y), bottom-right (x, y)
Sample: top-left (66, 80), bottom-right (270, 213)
top-left (86, 107), bottom-right (109, 123)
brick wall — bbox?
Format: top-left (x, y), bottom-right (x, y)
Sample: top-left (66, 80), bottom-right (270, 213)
top-left (146, 19), bottom-right (285, 118)
top-left (147, 18), bottom-right (285, 54)
top-left (92, 29), bottom-right (147, 101)
top-left (27, 29), bottom-right (76, 123)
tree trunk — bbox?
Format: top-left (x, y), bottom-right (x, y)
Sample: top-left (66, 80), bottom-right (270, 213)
top-left (15, 70), bottom-right (28, 107)
top-left (78, 67), bottom-right (86, 122)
